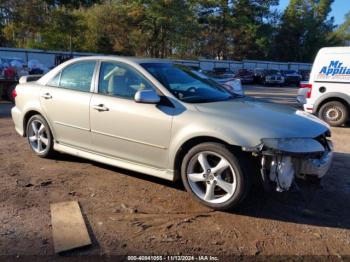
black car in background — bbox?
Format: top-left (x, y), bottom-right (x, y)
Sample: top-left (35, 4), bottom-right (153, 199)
top-left (298, 69), bottom-right (311, 81)
top-left (253, 68), bottom-right (266, 84)
top-left (209, 67), bottom-right (236, 78)
top-left (280, 70), bottom-right (302, 86)
top-left (234, 69), bottom-right (254, 84)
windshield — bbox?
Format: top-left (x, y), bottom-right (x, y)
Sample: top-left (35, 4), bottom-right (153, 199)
top-left (283, 70), bottom-right (297, 74)
top-left (267, 70), bottom-right (281, 74)
top-left (141, 63), bottom-right (235, 103)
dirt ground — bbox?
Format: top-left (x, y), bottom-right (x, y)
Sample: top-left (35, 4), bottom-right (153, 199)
top-left (0, 86), bottom-right (350, 260)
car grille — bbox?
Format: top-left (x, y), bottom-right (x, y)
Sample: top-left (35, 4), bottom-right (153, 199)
top-left (269, 76), bottom-right (281, 80)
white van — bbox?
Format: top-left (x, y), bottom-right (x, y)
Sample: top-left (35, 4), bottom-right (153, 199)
top-left (297, 47), bottom-right (350, 126)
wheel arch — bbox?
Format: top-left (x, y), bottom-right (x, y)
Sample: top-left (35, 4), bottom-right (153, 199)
top-left (23, 110), bottom-right (53, 138)
top-left (172, 136), bottom-right (243, 181)
top-left (314, 93), bottom-right (350, 114)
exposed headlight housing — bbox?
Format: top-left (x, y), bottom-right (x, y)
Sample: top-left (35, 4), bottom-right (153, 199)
top-left (261, 138), bottom-right (325, 155)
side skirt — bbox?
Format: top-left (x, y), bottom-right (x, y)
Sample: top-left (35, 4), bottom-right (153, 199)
top-left (54, 143), bottom-right (175, 181)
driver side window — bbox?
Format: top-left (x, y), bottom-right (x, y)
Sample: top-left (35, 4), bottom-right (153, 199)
top-left (98, 61), bottom-right (155, 99)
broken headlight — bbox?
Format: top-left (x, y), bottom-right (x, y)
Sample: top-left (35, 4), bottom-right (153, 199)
top-left (261, 138), bottom-right (325, 155)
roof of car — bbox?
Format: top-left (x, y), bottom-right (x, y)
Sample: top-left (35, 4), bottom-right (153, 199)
top-left (71, 55), bottom-right (172, 64)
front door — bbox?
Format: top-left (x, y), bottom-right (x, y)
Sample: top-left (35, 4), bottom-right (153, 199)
top-left (40, 60), bottom-right (96, 149)
top-left (90, 61), bottom-right (174, 169)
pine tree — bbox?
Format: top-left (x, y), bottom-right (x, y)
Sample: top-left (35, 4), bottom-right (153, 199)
top-left (334, 11), bottom-right (350, 45)
top-left (274, 0), bottom-right (339, 62)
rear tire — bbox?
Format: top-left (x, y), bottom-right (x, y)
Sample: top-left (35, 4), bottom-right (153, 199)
top-left (26, 114), bottom-right (55, 158)
top-left (180, 142), bottom-right (250, 210)
top-left (318, 101), bottom-right (349, 127)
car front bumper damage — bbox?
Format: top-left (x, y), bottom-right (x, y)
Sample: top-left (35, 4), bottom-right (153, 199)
top-left (296, 144), bottom-right (333, 178)
top-left (244, 134), bottom-right (333, 192)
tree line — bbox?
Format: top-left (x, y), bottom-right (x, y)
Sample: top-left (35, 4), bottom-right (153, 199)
top-left (0, 0), bottom-right (349, 62)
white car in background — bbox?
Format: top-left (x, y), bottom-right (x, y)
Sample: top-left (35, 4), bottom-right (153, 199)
top-left (298, 47), bottom-right (350, 126)
top-left (190, 68), bottom-right (244, 96)
top-left (263, 69), bottom-right (285, 86)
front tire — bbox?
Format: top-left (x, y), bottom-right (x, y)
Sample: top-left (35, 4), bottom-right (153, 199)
top-left (181, 142), bottom-right (250, 210)
top-left (318, 101), bottom-right (349, 127)
top-left (26, 114), bottom-right (55, 158)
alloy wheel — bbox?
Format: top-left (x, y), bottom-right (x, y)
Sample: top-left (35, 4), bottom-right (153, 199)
top-left (186, 151), bottom-right (237, 204)
top-left (28, 120), bottom-right (49, 154)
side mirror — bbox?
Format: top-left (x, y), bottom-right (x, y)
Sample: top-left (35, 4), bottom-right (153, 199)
top-left (134, 90), bottom-right (160, 104)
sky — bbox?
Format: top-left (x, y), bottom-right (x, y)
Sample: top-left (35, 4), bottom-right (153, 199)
top-left (278, 0), bottom-right (349, 26)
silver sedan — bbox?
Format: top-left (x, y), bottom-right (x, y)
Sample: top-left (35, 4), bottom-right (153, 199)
top-left (11, 56), bottom-right (333, 210)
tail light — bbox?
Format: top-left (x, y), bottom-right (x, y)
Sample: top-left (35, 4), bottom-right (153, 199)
top-left (12, 88), bottom-right (17, 99)
top-left (300, 83), bottom-right (312, 98)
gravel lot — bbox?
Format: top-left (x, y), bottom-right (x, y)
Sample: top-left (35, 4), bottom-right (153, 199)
top-left (0, 86), bottom-right (350, 259)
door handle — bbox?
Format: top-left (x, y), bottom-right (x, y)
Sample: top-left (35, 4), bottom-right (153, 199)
top-left (92, 104), bottom-right (109, 112)
top-left (41, 93), bottom-right (52, 99)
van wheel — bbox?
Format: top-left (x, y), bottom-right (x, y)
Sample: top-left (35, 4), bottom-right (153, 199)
top-left (318, 101), bottom-right (349, 127)
top-left (181, 142), bottom-right (250, 210)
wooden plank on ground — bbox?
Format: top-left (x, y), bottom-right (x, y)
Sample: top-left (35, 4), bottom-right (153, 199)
top-left (50, 201), bottom-right (91, 253)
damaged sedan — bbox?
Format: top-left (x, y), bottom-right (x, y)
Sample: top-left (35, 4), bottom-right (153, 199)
top-left (11, 57), bottom-right (333, 210)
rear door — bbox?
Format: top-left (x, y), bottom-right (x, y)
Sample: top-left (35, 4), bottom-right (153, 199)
top-left (40, 60), bottom-right (97, 149)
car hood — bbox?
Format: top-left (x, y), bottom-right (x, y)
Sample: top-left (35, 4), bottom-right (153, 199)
top-left (194, 98), bottom-right (329, 146)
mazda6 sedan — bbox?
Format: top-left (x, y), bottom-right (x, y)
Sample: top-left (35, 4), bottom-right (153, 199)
top-left (11, 57), bottom-right (333, 210)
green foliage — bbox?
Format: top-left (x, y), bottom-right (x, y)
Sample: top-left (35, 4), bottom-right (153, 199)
top-left (274, 0), bottom-right (342, 62)
top-left (1, 0), bottom-right (48, 47)
top-left (195, 0), bottom-right (235, 59)
top-left (0, 0), bottom-right (346, 61)
top-left (29, 8), bottom-right (86, 51)
top-left (230, 0), bottom-right (279, 60)
top-left (335, 11), bottom-right (350, 44)
top-left (77, 1), bottom-right (139, 54)
top-left (137, 0), bottom-right (199, 58)
top-left (194, 0), bottom-right (279, 60)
